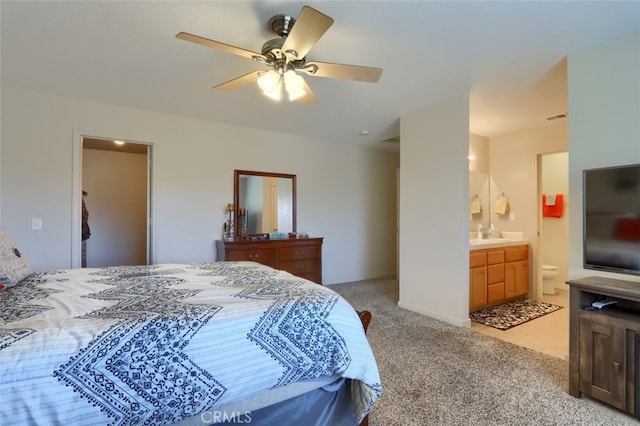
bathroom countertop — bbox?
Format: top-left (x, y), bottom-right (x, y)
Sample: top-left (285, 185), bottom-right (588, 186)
top-left (469, 239), bottom-right (529, 250)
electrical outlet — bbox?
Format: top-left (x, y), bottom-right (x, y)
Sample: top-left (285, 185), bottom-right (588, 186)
top-left (32, 218), bottom-right (42, 230)
top-left (509, 212), bottom-right (516, 221)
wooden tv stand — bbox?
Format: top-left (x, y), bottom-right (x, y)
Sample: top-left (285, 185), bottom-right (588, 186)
top-left (568, 276), bottom-right (640, 418)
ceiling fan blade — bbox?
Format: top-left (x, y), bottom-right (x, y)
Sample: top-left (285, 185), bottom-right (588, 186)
top-left (305, 61), bottom-right (383, 83)
top-left (176, 32), bottom-right (265, 62)
top-left (213, 70), bottom-right (262, 91)
top-left (281, 6), bottom-right (333, 60)
top-left (296, 77), bottom-right (318, 106)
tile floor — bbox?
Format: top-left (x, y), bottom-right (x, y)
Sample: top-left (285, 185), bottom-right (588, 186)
top-left (470, 288), bottom-right (569, 359)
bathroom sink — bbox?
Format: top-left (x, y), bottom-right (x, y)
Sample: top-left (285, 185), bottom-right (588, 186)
top-left (469, 238), bottom-right (511, 246)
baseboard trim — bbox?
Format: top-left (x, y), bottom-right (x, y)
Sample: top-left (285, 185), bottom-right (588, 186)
top-left (397, 300), bottom-right (471, 328)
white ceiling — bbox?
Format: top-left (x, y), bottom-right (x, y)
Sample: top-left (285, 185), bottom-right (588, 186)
top-left (2, 1), bottom-right (639, 147)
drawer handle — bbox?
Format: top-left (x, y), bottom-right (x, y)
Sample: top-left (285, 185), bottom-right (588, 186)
top-left (613, 362), bottom-right (621, 372)
top-left (296, 263), bottom-right (304, 269)
top-left (249, 253), bottom-right (259, 260)
top-left (296, 250), bottom-right (303, 256)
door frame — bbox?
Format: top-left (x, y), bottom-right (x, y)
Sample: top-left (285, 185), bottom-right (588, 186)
top-left (71, 131), bottom-right (154, 268)
top-left (536, 150), bottom-right (569, 299)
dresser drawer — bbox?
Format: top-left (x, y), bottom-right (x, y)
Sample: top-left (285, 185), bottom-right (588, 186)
top-left (487, 250), bottom-right (504, 265)
top-left (505, 245), bottom-right (528, 262)
top-left (226, 248), bottom-right (278, 267)
top-left (296, 272), bottom-right (321, 283)
top-left (279, 246), bottom-right (320, 261)
top-left (216, 238), bottom-right (324, 284)
top-left (279, 259), bottom-right (319, 275)
top-left (487, 263), bottom-right (505, 284)
top-left (470, 252), bottom-right (487, 268)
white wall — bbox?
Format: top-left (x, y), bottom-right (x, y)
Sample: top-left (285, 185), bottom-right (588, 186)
top-left (0, 88), bottom-right (399, 284)
top-left (469, 133), bottom-right (489, 173)
top-left (568, 30), bottom-right (640, 283)
top-left (489, 122), bottom-right (568, 296)
top-left (399, 95), bottom-right (470, 327)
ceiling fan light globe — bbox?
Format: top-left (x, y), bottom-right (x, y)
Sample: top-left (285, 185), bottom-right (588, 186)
top-left (284, 70), bottom-right (306, 101)
top-left (257, 70), bottom-right (281, 91)
top-left (287, 88), bottom-right (306, 101)
top-left (284, 70), bottom-right (304, 89)
top-left (263, 87), bottom-right (282, 101)
top-left (263, 77), bottom-right (283, 101)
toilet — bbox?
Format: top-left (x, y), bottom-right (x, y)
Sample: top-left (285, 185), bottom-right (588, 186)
top-left (542, 264), bottom-right (559, 295)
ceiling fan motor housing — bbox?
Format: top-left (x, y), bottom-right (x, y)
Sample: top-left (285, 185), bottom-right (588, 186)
top-left (269, 14), bottom-right (295, 37)
top-left (263, 14), bottom-right (300, 65)
top-left (261, 38), bottom-right (286, 62)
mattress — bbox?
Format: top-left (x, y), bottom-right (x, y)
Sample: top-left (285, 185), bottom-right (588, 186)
top-left (1, 261), bottom-right (381, 425)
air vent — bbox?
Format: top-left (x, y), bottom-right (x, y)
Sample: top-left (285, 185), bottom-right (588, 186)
top-left (546, 113), bottom-right (568, 121)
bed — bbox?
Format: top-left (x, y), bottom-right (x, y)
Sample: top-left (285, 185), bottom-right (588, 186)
top-left (0, 248), bottom-right (381, 425)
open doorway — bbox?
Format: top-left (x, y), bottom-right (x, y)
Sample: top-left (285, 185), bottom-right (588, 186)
top-left (73, 137), bottom-right (152, 267)
top-left (537, 151), bottom-right (569, 297)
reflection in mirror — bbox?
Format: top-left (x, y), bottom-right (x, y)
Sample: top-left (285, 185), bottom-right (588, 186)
top-left (234, 170), bottom-right (296, 237)
top-left (469, 171), bottom-right (490, 232)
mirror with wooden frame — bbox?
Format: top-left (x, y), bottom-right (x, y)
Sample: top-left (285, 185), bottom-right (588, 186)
top-left (234, 170), bottom-right (296, 238)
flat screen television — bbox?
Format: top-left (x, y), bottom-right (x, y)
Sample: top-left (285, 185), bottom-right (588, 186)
top-left (583, 163), bottom-right (640, 276)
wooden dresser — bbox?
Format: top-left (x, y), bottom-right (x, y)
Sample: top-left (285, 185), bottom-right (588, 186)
top-left (215, 238), bottom-right (323, 284)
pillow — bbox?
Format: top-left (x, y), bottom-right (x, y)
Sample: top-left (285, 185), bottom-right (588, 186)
top-left (0, 228), bottom-right (32, 288)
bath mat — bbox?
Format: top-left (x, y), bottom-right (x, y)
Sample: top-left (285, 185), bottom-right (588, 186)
top-left (469, 299), bottom-right (563, 330)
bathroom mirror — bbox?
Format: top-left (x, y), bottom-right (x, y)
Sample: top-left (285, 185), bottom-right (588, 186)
top-left (234, 170), bottom-right (296, 237)
top-left (469, 171), bottom-right (490, 232)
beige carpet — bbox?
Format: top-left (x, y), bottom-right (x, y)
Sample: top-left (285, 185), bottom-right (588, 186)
top-left (328, 278), bottom-right (637, 426)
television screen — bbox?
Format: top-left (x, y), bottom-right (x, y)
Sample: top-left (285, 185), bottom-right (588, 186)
top-left (583, 163), bottom-right (640, 276)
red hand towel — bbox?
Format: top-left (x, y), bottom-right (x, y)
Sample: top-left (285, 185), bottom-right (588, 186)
top-left (542, 194), bottom-right (564, 218)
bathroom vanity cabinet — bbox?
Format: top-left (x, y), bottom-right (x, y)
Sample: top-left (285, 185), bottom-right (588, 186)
top-left (568, 277), bottom-right (640, 418)
top-left (505, 245), bottom-right (529, 299)
top-left (469, 243), bottom-right (529, 311)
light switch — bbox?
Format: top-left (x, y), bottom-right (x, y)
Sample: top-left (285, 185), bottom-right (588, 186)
top-left (32, 218), bottom-right (42, 230)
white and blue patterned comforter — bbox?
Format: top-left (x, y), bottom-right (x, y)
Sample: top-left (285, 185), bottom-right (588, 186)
top-left (0, 262), bottom-right (381, 425)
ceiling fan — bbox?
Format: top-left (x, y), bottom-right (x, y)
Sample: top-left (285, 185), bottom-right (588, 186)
top-left (176, 6), bottom-right (383, 106)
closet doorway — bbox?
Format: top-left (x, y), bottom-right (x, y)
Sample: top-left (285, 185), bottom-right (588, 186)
top-left (80, 137), bottom-right (152, 267)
